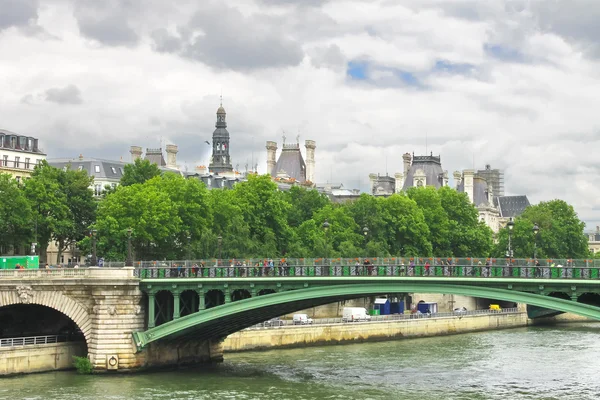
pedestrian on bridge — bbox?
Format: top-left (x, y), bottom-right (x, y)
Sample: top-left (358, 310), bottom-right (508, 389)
top-left (424, 261), bottom-right (430, 276)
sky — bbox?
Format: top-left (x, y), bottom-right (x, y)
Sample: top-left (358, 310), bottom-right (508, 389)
top-left (2, 0), bottom-right (600, 229)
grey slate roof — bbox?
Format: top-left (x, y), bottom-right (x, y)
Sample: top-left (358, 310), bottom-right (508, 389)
top-left (273, 145), bottom-right (306, 182)
top-left (145, 148), bottom-right (166, 166)
top-left (402, 154), bottom-right (444, 190)
top-left (48, 157), bottom-right (128, 181)
top-left (494, 195), bottom-right (530, 218)
top-left (473, 177), bottom-right (489, 207)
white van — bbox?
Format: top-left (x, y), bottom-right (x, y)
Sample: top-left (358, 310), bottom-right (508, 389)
top-left (342, 307), bottom-right (372, 322)
top-left (292, 313), bottom-right (314, 325)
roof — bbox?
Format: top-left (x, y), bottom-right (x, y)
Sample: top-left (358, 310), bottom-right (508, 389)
top-left (273, 145), bottom-right (306, 182)
top-left (402, 154), bottom-right (445, 190)
top-left (374, 298), bottom-right (389, 304)
top-left (494, 195), bottom-right (530, 218)
top-left (472, 177), bottom-right (489, 207)
top-left (48, 157), bottom-right (128, 181)
top-left (145, 148), bottom-right (166, 166)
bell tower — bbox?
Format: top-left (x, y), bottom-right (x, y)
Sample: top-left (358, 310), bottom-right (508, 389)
top-left (208, 100), bottom-right (233, 174)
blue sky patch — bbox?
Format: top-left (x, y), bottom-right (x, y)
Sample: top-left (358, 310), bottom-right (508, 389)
top-left (484, 43), bottom-right (525, 62)
top-left (434, 60), bottom-right (474, 74)
top-left (346, 61), bottom-right (369, 80)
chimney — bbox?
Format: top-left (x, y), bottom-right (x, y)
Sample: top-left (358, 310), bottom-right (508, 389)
top-left (130, 145), bottom-right (143, 162)
top-left (402, 153), bottom-right (412, 177)
top-left (304, 140), bottom-right (316, 183)
top-left (79, 154), bottom-right (84, 160)
top-left (463, 169), bottom-right (475, 204)
top-left (369, 173), bottom-right (377, 194)
top-left (394, 172), bottom-right (404, 193)
top-left (166, 144), bottom-right (178, 169)
top-left (266, 141), bottom-right (278, 176)
top-left (33, 138), bottom-right (39, 152)
top-left (453, 171), bottom-right (462, 189)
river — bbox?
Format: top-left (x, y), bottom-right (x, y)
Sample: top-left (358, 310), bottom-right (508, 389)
top-left (1, 323), bottom-right (599, 400)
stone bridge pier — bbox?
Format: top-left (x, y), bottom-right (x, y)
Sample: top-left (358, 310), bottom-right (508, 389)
top-left (0, 268), bottom-right (222, 373)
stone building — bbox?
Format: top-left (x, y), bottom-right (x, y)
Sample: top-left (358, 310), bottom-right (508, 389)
top-left (0, 129), bottom-right (46, 183)
top-left (209, 103), bottom-right (234, 175)
top-left (266, 136), bottom-right (316, 186)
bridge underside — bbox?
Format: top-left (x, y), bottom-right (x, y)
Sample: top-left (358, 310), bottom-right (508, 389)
top-left (133, 281), bottom-right (600, 351)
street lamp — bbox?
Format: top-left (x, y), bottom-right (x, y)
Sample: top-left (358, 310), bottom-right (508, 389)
top-left (362, 226), bottom-right (369, 254)
top-left (90, 229), bottom-right (97, 266)
top-left (187, 234), bottom-right (192, 265)
top-left (533, 223), bottom-right (539, 260)
top-left (217, 235), bottom-right (223, 265)
top-left (506, 217), bottom-right (514, 258)
top-left (322, 220), bottom-right (330, 276)
top-left (126, 228), bottom-right (133, 267)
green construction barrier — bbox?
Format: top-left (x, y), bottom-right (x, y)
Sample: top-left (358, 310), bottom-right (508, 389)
top-left (370, 309), bottom-right (380, 316)
top-left (0, 255), bottom-right (39, 269)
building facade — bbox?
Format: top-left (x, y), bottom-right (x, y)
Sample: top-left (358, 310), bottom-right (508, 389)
top-left (0, 129), bottom-right (46, 182)
top-left (266, 137), bottom-right (316, 186)
top-left (209, 104), bottom-right (234, 175)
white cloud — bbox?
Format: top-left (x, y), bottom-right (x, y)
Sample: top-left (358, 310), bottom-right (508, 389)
top-left (1, 0), bottom-right (600, 228)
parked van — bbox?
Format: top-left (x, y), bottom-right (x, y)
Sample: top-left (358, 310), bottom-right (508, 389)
top-left (292, 313), bottom-right (314, 325)
top-left (342, 307), bottom-right (372, 322)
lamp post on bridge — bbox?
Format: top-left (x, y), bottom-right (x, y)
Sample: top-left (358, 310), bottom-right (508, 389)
top-left (187, 234), bottom-right (192, 267)
top-left (506, 217), bottom-right (514, 259)
top-left (362, 226), bottom-right (369, 253)
top-left (217, 235), bottom-right (222, 265)
top-left (126, 228), bottom-right (133, 267)
top-left (533, 223), bottom-right (539, 260)
top-left (91, 229), bottom-right (97, 267)
top-left (322, 220), bottom-right (330, 276)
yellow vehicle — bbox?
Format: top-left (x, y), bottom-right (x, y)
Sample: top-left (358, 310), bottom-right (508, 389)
top-left (489, 304), bottom-right (502, 312)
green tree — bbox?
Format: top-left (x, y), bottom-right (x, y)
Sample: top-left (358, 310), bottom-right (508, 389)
top-left (120, 158), bottom-right (161, 187)
top-left (407, 186), bottom-right (451, 256)
top-left (0, 173), bottom-right (32, 253)
top-left (23, 162), bottom-right (71, 262)
top-left (438, 186), bottom-right (493, 257)
top-left (95, 182), bottom-right (182, 260)
top-left (379, 194), bottom-right (432, 256)
top-left (282, 186), bottom-right (330, 227)
top-left (494, 199), bottom-right (588, 259)
top-left (346, 193), bottom-right (389, 255)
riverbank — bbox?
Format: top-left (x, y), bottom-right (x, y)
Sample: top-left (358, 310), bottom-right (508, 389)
top-left (223, 311), bottom-right (529, 352)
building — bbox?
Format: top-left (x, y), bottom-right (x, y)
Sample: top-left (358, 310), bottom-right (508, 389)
top-left (587, 227), bottom-right (600, 254)
top-left (0, 129), bottom-right (46, 182)
top-left (209, 103), bottom-right (234, 175)
top-left (266, 137), bottom-right (316, 186)
top-left (476, 164), bottom-right (504, 197)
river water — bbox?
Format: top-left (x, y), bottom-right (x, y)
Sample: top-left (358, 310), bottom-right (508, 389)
top-left (2, 323), bottom-right (600, 400)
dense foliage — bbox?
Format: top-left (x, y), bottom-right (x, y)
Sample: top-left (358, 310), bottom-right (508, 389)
top-left (0, 161), bottom-right (590, 261)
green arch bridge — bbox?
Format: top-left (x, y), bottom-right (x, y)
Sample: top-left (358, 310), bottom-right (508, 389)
top-left (132, 264), bottom-right (600, 352)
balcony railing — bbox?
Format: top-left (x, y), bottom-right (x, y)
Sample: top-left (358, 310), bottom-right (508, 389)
top-left (0, 159), bottom-right (37, 171)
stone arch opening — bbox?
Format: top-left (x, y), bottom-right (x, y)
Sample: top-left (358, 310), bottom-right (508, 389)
top-left (231, 289), bottom-right (251, 302)
top-left (258, 289), bottom-right (276, 296)
top-left (180, 290), bottom-right (199, 317)
top-left (0, 304), bottom-right (88, 356)
top-left (205, 289), bottom-right (224, 309)
top-left (155, 290), bottom-right (174, 326)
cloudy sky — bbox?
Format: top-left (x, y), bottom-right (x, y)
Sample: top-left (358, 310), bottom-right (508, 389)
top-left (2, 0), bottom-right (600, 228)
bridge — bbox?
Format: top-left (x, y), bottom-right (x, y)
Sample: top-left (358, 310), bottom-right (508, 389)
top-left (1, 259), bottom-right (600, 373)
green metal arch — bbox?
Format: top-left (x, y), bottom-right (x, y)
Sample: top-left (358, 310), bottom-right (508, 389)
top-left (133, 283), bottom-right (600, 351)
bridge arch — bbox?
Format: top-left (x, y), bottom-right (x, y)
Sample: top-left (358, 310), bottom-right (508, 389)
top-left (0, 289), bottom-right (92, 346)
top-left (133, 282), bottom-right (600, 351)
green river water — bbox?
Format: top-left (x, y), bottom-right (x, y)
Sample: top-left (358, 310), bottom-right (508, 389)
top-left (1, 323), bottom-right (600, 400)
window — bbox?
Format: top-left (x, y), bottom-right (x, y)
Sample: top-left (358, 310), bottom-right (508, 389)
top-left (94, 165), bottom-right (100, 173)
top-left (15, 176), bottom-right (20, 183)
top-left (15, 157), bottom-right (20, 168)
top-left (24, 158), bottom-right (30, 169)
top-left (119, 167), bottom-right (123, 174)
top-left (2, 155), bottom-right (7, 166)
top-left (111, 167), bottom-right (116, 174)
top-left (78, 165), bottom-right (83, 171)
top-left (94, 184), bottom-right (102, 196)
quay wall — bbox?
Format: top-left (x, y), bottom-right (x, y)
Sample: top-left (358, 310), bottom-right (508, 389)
top-left (0, 342), bottom-right (86, 376)
top-left (223, 312), bottom-right (530, 352)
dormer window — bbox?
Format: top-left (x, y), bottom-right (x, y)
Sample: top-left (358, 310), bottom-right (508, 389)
top-left (94, 165), bottom-right (100, 173)
top-left (111, 167), bottom-right (116, 174)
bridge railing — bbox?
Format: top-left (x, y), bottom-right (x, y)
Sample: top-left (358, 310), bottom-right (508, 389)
top-left (105, 257), bottom-right (600, 270)
top-left (246, 307), bottom-right (520, 329)
top-left (134, 263), bottom-right (600, 280)
top-left (0, 335), bottom-right (69, 348)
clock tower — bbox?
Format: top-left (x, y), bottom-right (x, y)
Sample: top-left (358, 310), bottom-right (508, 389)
top-left (208, 102), bottom-right (234, 174)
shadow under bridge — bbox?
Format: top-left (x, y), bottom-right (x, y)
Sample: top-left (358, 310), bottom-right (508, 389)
top-left (132, 282), bottom-right (600, 351)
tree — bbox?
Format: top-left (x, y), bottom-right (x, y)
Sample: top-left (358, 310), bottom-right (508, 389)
top-left (438, 186), bottom-right (493, 257)
top-left (282, 186), bottom-right (330, 227)
top-left (0, 173), bottom-right (32, 253)
top-left (346, 193), bottom-right (390, 255)
top-left (120, 158), bottom-right (161, 187)
top-left (207, 189), bottom-right (254, 259)
top-left (494, 199), bottom-right (588, 259)
top-left (95, 182), bottom-right (182, 260)
top-left (379, 194), bottom-right (432, 256)
top-left (407, 186), bottom-right (451, 256)
top-left (23, 162), bottom-right (71, 262)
